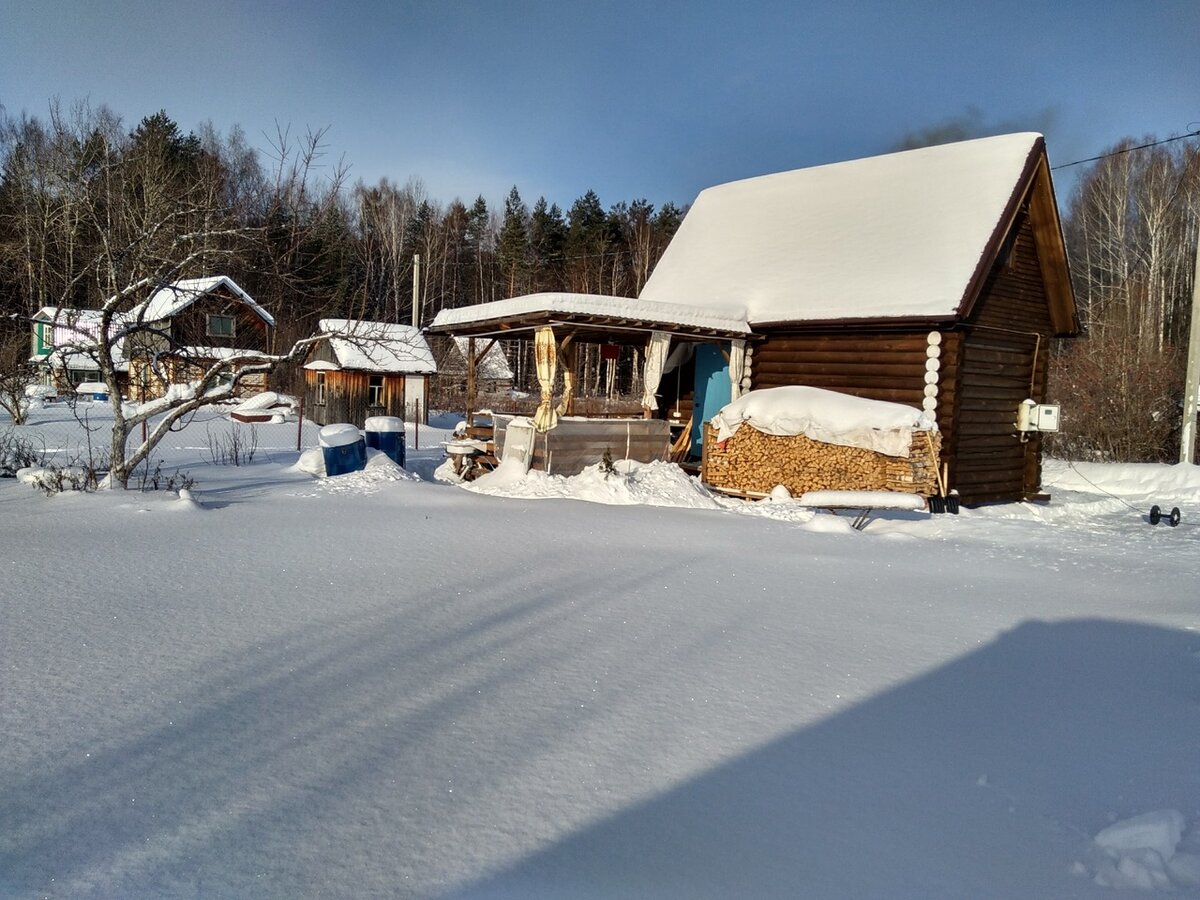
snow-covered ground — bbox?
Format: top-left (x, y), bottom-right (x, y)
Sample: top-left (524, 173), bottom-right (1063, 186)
top-left (2, 406), bottom-right (1199, 898)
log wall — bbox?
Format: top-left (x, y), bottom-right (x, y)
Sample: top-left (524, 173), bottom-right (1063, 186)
top-left (746, 213), bottom-right (1060, 505)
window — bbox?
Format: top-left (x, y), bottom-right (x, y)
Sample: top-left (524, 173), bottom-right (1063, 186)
top-left (315, 372), bottom-right (326, 405)
top-left (367, 376), bottom-right (384, 407)
top-left (35, 323), bottom-right (52, 356)
top-left (207, 314), bottom-right (235, 337)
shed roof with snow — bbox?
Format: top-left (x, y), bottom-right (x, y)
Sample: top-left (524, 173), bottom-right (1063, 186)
top-left (307, 319), bottom-right (437, 374)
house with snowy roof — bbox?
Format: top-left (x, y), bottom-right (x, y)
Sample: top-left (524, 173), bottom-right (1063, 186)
top-left (428, 132), bottom-right (1078, 503)
top-left (302, 319), bottom-right (437, 426)
top-left (31, 276), bottom-right (273, 401)
top-left (124, 276), bottom-right (275, 400)
top-left (31, 307), bottom-right (130, 392)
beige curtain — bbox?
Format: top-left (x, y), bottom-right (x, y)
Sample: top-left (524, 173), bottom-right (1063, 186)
top-left (728, 339), bottom-right (746, 401)
top-left (533, 326), bottom-right (559, 432)
top-left (556, 341), bottom-right (577, 417)
top-left (641, 330), bottom-right (671, 412)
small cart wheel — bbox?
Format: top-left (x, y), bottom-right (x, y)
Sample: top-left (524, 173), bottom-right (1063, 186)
top-left (1150, 505), bottom-right (1162, 525)
top-left (1169, 507), bottom-right (1182, 527)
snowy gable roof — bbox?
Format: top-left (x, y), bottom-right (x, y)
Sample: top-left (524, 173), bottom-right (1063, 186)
top-left (135, 276), bottom-right (275, 326)
top-left (453, 337), bottom-right (514, 382)
top-left (312, 319), bottom-right (437, 374)
top-left (640, 133), bottom-right (1046, 325)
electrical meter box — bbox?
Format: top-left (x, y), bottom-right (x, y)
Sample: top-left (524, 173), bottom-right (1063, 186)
top-left (1016, 400), bottom-right (1061, 433)
top-left (1033, 404), bottom-right (1060, 433)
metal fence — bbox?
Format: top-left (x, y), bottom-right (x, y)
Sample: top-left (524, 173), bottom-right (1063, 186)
top-left (2, 395), bottom-right (447, 485)
top-left (1, 398), bottom-right (319, 476)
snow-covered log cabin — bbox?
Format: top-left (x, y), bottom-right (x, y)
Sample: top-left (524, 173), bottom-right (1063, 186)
top-left (639, 132), bottom-right (1078, 504)
top-left (429, 132), bottom-right (1078, 503)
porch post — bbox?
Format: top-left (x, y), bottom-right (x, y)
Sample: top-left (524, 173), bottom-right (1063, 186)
top-left (465, 336), bottom-right (476, 426)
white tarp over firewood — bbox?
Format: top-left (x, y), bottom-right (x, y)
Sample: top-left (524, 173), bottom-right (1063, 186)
top-left (710, 385), bottom-right (937, 458)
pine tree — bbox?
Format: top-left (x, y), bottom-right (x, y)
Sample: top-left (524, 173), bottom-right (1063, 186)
top-left (529, 197), bottom-right (567, 291)
top-left (497, 186), bottom-right (530, 297)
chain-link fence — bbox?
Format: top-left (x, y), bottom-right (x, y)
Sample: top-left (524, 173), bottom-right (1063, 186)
top-left (0, 397), bottom-right (319, 477)
top-left (1, 395), bottom-right (452, 486)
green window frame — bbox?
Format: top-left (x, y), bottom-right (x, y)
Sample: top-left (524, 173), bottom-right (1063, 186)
top-left (207, 314), bottom-right (236, 337)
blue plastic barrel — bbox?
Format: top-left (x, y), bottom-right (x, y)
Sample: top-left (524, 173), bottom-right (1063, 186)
top-left (364, 416), bottom-right (406, 467)
top-left (318, 424), bottom-right (366, 476)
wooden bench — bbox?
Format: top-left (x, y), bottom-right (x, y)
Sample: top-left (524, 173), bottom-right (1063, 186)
top-left (795, 490), bottom-right (928, 530)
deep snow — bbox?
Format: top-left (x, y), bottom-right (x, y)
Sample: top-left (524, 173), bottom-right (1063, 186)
top-left (2, 408), bottom-right (1199, 898)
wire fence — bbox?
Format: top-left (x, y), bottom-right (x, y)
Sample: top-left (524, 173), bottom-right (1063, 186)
top-left (1, 395), bottom-right (450, 486)
top-left (1, 398), bottom-right (318, 477)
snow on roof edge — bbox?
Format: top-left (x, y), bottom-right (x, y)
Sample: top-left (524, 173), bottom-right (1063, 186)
top-left (429, 292), bottom-right (752, 335)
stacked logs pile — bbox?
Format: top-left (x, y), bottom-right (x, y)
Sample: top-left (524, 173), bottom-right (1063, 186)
top-left (703, 423), bottom-right (941, 497)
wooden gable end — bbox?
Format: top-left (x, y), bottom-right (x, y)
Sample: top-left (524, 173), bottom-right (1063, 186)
top-left (167, 287), bottom-right (271, 353)
top-left (957, 146), bottom-right (1077, 337)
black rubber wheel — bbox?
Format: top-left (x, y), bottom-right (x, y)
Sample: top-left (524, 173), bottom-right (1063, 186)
top-left (1150, 505), bottom-right (1162, 525)
top-left (1170, 507), bottom-right (1182, 527)
top-left (946, 495), bottom-right (960, 515)
top-left (929, 495), bottom-right (945, 514)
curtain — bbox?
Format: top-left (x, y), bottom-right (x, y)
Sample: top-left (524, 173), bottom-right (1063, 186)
top-left (641, 330), bottom-right (671, 413)
top-left (728, 339), bottom-right (746, 401)
top-left (533, 326), bottom-right (558, 432)
top-left (556, 340), bottom-right (577, 417)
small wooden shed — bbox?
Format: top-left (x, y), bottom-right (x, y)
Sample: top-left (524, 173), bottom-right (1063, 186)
top-left (303, 319), bottom-right (437, 427)
top-left (639, 132), bottom-right (1078, 504)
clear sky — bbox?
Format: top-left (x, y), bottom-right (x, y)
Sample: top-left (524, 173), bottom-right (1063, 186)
top-left (2, 0), bottom-right (1197, 211)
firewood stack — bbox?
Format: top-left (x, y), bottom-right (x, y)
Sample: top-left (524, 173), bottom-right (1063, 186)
top-left (703, 423), bottom-right (941, 497)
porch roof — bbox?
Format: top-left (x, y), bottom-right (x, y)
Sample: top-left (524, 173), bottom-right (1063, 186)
top-left (427, 292), bottom-right (753, 342)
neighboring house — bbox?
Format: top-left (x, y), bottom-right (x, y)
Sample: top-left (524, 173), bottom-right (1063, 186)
top-left (302, 319), bottom-right (437, 427)
top-left (430, 336), bottom-right (515, 395)
top-left (429, 133), bottom-right (1078, 503)
top-left (30, 307), bottom-right (130, 393)
top-left (126, 276), bottom-right (274, 400)
top-left (31, 276), bottom-right (273, 401)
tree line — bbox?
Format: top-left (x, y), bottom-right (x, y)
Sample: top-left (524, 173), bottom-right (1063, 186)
top-left (2, 100), bottom-right (1199, 463)
top-left (0, 102), bottom-right (685, 361)
top-left (1049, 136), bottom-right (1200, 462)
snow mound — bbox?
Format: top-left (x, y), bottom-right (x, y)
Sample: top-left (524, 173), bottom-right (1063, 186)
top-left (1043, 460), bottom-right (1200, 502)
top-left (294, 447), bottom-right (417, 484)
top-left (231, 391), bottom-right (295, 414)
top-left (466, 459), bottom-right (725, 509)
top-left (171, 488), bottom-right (203, 511)
top-left (1087, 810), bottom-right (1194, 891)
top-left (711, 386), bottom-right (935, 457)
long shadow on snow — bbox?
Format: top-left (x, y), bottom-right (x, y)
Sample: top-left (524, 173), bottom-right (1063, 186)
top-left (0, 551), bottom-right (699, 897)
top-left (450, 618), bottom-right (1200, 900)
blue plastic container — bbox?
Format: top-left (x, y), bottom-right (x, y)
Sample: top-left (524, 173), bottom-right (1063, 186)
top-left (318, 424), bottom-right (367, 476)
top-left (364, 416), bottom-right (406, 467)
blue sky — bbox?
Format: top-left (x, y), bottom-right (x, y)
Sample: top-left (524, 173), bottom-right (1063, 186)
top-left (2, 1), bottom-right (1197, 211)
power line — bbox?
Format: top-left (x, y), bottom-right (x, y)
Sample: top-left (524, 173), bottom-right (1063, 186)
top-left (1051, 129), bottom-right (1200, 171)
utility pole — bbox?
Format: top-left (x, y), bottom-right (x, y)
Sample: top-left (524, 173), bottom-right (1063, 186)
top-left (1181, 222), bottom-right (1200, 464)
top-left (1180, 224), bottom-right (1200, 465)
top-left (411, 253), bottom-right (421, 329)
